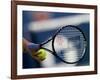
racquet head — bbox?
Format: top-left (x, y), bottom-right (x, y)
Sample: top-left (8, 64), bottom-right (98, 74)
top-left (52, 25), bottom-right (87, 64)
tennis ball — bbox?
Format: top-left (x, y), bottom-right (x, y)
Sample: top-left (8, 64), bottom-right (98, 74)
top-left (35, 49), bottom-right (47, 61)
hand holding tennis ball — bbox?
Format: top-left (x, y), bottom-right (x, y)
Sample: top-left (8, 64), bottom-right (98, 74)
top-left (27, 43), bottom-right (46, 61)
top-left (34, 49), bottom-right (47, 61)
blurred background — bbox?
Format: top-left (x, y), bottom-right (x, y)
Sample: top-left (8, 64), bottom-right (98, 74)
top-left (23, 11), bottom-right (90, 68)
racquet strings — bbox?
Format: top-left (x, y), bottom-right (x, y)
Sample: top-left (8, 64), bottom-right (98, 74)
top-left (54, 26), bottom-right (86, 63)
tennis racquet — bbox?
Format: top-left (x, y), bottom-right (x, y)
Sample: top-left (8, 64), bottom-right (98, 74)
top-left (28, 25), bottom-right (87, 64)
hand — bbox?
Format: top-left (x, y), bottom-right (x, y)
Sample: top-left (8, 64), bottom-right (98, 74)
top-left (28, 43), bottom-right (46, 61)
